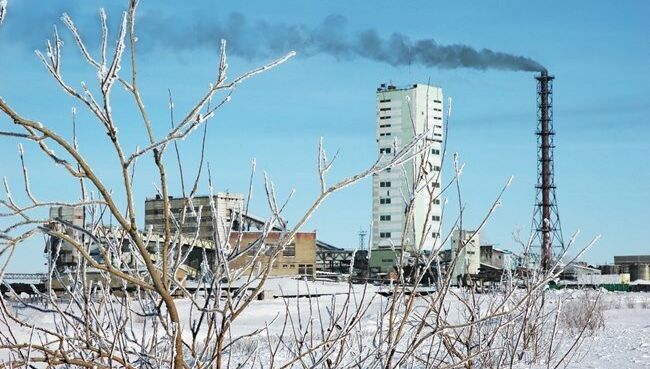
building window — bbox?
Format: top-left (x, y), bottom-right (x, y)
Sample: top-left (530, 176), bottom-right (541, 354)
top-left (433, 199), bottom-right (441, 205)
top-left (380, 124), bottom-right (391, 128)
top-left (432, 182), bottom-right (440, 188)
top-left (380, 215), bottom-right (392, 221)
top-left (380, 181), bottom-right (391, 188)
top-left (379, 133), bottom-right (391, 137)
top-left (380, 99), bottom-right (391, 103)
top-left (380, 107), bottom-right (391, 112)
top-left (298, 264), bottom-right (314, 275)
top-left (282, 242), bottom-right (296, 257)
top-left (380, 232), bottom-right (391, 238)
top-left (380, 198), bottom-right (391, 204)
top-left (380, 116), bottom-right (391, 120)
top-left (434, 117), bottom-right (442, 120)
top-left (432, 232), bottom-right (440, 238)
top-left (431, 149), bottom-right (440, 155)
top-left (434, 99), bottom-right (442, 103)
top-left (431, 215), bottom-right (441, 221)
top-left (380, 148), bottom-right (392, 154)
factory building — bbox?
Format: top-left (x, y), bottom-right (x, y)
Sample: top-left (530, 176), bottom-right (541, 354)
top-left (613, 255), bottom-right (650, 282)
top-left (144, 193), bottom-right (285, 243)
top-left (316, 240), bottom-right (368, 277)
top-left (144, 194), bottom-right (317, 278)
top-left (450, 229), bottom-right (480, 285)
top-left (45, 206), bottom-right (85, 271)
top-left (369, 83), bottom-right (444, 274)
top-left (181, 231), bottom-right (317, 278)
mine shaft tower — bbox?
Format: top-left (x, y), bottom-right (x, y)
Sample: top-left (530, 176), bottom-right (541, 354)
top-left (532, 71), bottom-right (564, 271)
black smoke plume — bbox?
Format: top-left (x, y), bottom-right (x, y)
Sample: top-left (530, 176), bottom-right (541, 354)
top-left (139, 12), bottom-right (545, 73)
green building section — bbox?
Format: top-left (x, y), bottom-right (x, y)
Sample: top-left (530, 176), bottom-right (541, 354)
top-left (369, 248), bottom-right (402, 274)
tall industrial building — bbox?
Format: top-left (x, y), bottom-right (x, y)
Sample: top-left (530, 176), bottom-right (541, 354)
top-left (369, 83), bottom-right (444, 274)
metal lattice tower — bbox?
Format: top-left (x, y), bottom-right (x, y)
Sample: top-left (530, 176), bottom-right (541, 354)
top-left (532, 71), bottom-right (564, 271)
top-left (359, 229), bottom-right (368, 251)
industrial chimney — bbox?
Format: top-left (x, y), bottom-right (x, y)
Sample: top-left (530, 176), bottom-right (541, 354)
top-left (532, 71), bottom-right (564, 271)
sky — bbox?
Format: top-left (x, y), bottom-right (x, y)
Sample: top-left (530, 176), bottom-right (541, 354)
top-left (0, 1), bottom-right (648, 272)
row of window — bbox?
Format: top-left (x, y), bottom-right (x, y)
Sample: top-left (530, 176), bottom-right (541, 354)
top-left (383, 147), bottom-right (443, 156)
top-left (379, 197), bottom-right (439, 207)
top-left (380, 124), bottom-right (391, 128)
top-left (378, 214), bottom-right (440, 223)
top-left (380, 116), bottom-right (391, 120)
top-left (379, 99), bottom-right (391, 103)
top-left (379, 231), bottom-right (442, 240)
top-left (246, 242), bottom-right (296, 257)
top-left (379, 132), bottom-right (391, 137)
top-left (380, 107), bottom-right (391, 112)
top-left (379, 181), bottom-right (391, 188)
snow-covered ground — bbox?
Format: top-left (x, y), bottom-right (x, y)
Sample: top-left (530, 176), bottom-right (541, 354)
top-left (3, 278), bottom-right (649, 367)
top-left (577, 307), bottom-right (650, 368)
top-left (190, 280), bottom-right (650, 368)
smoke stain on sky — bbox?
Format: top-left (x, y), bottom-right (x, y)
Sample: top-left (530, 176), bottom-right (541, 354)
top-left (138, 12), bottom-right (546, 73)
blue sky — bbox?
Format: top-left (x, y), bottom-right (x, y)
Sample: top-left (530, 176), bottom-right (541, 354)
top-left (1, 1), bottom-right (648, 272)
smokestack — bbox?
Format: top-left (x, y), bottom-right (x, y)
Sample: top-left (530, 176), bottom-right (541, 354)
top-left (533, 71), bottom-right (564, 271)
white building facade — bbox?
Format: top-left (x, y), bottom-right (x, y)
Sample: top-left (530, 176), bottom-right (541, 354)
top-left (369, 83), bottom-right (444, 274)
top-left (450, 229), bottom-right (481, 284)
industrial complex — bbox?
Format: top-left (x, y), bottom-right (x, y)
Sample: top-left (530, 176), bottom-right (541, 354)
top-left (8, 75), bottom-right (647, 294)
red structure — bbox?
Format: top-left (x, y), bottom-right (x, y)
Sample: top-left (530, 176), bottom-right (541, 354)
top-left (533, 71), bottom-right (564, 271)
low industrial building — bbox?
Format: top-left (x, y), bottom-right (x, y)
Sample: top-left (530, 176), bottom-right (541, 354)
top-left (450, 230), bottom-right (480, 285)
top-left (316, 240), bottom-right (368, 276)
top-left (613, 255), bottom-right (650, 281)
top-left (226, 231), bottom-right (317, 277)
top-left (559, 262), bottom-right (601, 281)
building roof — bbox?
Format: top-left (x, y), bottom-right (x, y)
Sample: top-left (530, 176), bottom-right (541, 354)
top-left (238, 211), bottom-right (286, 231)
top-left (614, 255), bottom-right (650, 264)
top-left (316, 240), bottom-right (344, 252)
